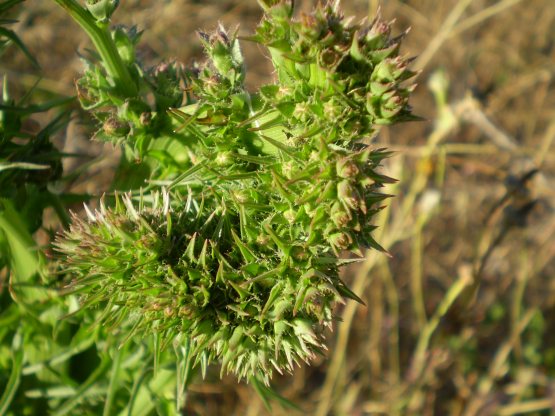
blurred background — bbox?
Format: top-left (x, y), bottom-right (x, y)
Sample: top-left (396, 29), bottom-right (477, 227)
top-left (3, 0), bottom-right (555, 414)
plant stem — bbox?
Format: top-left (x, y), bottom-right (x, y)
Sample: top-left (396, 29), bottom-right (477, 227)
top-left (52, 0), bottom-right (138, 98)
top-left (409, 272), bottom-right (471, 383)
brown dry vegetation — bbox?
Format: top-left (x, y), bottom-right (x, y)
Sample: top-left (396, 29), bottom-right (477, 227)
top-left (3, 0), bottom-right (555, 414)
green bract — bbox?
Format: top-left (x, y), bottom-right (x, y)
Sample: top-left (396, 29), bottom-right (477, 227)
top-left (55, 0), bottom-right (416, 384)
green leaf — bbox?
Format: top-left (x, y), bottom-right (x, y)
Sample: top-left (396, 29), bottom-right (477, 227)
top-left (336, 281), bottom-right (366, 305)
top-left (0, 96), bottom-right (73, 115)
top-left (250, 377), bottom-right (302, 412)
top-left (0, 347), bottom-right (23, 415)
top-left (124, 366), bottom-right (152, 416)
top-left (261, 282), bottom-right (284, 317)
top-left (103, 348), bottom-right (124, 416)
top-left (0, 199), bottom-right (43, 285)
top-left (231, 229), bottom-right (257, 263)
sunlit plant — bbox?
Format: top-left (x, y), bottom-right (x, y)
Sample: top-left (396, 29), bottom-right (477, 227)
top-left (53, 0), bottom-right (416, 387)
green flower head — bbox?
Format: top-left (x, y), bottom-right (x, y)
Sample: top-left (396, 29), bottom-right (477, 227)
top-left (56, 0), bottom-right (416, 384)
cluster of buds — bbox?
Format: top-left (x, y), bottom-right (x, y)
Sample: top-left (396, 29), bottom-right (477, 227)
top-left (73, 7), bottom-right (187, 157)
top-left (57, 0), bottom-right (416, 383)
top-left (198, 25), bottom-right (245, 86)
top-left (253, 0), bottom-right (418, 127)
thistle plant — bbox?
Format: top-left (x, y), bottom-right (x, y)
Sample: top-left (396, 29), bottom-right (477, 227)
top-left (54, 0), bottom-right (416, 386)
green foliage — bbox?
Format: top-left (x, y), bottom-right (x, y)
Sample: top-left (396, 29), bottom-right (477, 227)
top-left (0, 0), bottom-right (39, 67)
top-left (3, 0), bottom-right (553, 414)
top-left (0, 3), bottom-right (94, 415)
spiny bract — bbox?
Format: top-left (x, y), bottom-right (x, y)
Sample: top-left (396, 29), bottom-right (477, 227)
top-left (55, 0), bottom-right (416, 384)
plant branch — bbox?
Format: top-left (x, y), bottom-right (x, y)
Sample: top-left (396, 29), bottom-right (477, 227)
top-left (52, 0), bottom-right (138, 98)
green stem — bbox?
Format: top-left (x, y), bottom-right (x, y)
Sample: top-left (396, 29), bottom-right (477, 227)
top-left (53, 0), bottom-right (138, 98)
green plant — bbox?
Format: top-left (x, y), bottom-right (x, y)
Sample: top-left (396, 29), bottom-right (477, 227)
top-left (54, 0), bottom-right (415, 385)
top-left (1, 0), bottom-right (417, 413)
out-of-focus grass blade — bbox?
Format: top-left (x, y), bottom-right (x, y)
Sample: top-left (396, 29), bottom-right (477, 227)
top-left (0, 27), bottom-right (39, 68)
top-left (37, 107), bottom-right (72, 137)
top-left (0, 162), bottom-right (49, 172)
top-left (25, 386), bottom-right (77, 399)
top-left (155, 398), bottom-right (177, 416)
top-left (0, 1), bottom-right (24, 15)
top-left (168, 161), bottom-right (205, 189)
top-left (0, 96), bottom-right (73, 115)
top-left (0, 348), bottom-right (24, 415)
top-left (250, 377), bottom-right (302, 413)
top-left (258, 133), bottom-right (300, 160)
top-left (25, 384), bottom-right (107, 399)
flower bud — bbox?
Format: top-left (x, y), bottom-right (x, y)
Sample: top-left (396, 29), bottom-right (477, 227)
top-left (364, 20), bottom-right (391, 50)
top-left (276, 85), bottom-right (293, 99)
top-left (336, 159), bottom-right (359, 178)
top-left (318, 48), bottom-right (341, 70)
top-left (337, 180), bottom-right (361, 211)
top-left (75, 80), bottom-right (96, 109)
top-left (293, 102), bottom-right (311, 122)
top-left (179, 305), bottom-right (193, 317)
top-left (152, 61), bottom-right (185, 109)
top-left (328, 232), bottom-right (353, 251)
top-left (256, 234), bottom-right (270, 246)
top-left (290, 245), bottom-right (309, 261)
top-left (103, 117), bottom-right (130, 137)
top-left (85, 0), bottom-right (119, 23)
top-left (233, 190), bottom-right (249, 204)
top-left (299, 13), bottom-right (325, 40)
top-left (370, 81), bottom-right (394, 96)
top-left (281, 161), bottom-right (294, 179)
top-left (139, 112), bottom-right (152, 126)
top-left (380, 90), bottom-right (406, 118)
top-left (216, 151), bottom-right (233, 166)
top-left (283, 209), bottom-right (296, 223)
top-left (330, 202), bottom-right (351, 228)
top-left (323, 99), bottom-right (342, 120)
top-left (198, 25), bottom-right (245, 83)
top-left (111, 26), bottom-right (139, 65)
top-left (200, 74), bottom-right (225, 96)
top-left (371, 59), bottom-right (394, 83)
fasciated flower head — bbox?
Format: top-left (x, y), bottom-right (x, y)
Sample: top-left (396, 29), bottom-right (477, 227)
top-left (58, 0), bottom-right (415, 386)
top-left (55, 190), bottom-right (354, 384)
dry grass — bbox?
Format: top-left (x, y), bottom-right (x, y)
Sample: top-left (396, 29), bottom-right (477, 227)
top-left (3, 0), bottom-right (555, 414)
